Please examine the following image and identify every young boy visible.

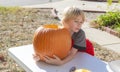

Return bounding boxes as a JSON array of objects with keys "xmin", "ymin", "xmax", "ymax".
[{"xmin": 33, "ymin": 6, "xmax": 94, "ymax": 65}]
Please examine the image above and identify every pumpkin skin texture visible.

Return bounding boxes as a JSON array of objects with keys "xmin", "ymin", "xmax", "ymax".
[{"xmin": 33, "ymin": 24, "xmax": 71, "ymax": 61}]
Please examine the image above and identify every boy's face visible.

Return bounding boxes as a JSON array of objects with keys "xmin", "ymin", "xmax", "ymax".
[{"xmin": 67, "ymin": 15, "xmax": 84, "ymax": 33}]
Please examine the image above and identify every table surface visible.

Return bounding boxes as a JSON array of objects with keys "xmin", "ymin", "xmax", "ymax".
[{"xmin": 8, "ymin": 44, "xmax": 113, "ymax": 72}]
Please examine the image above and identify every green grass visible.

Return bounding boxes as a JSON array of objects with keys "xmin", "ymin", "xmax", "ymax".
[{"xmin": 0, "ymin": 6, "xmax": 21, "ymax": 14}]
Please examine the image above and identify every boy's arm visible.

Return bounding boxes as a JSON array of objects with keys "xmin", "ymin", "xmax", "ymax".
[
  {"xmin": 61, "ymin": 47, "xmax": 78, "ymax": 65},
  {"xmin": 43, "ymin": 47, "xmax": 78, "ymax": 65}
]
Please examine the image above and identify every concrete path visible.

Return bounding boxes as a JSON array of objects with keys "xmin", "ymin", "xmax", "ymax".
[
  {"xmin": 23, "ymin": 0, "xmax": 120, "ymax": 12},
  {"xmin": 82, "ymin": 22, "xmax": 120, "ymax": 54},
  {"xmin": 0, "ymin": 0, "xmax": 61, "ymax": 6}
]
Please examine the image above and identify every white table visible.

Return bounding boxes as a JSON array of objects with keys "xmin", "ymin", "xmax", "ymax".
[{"xmin": 8, "ymin": 44, "xmax": 113, "ymax": 72}]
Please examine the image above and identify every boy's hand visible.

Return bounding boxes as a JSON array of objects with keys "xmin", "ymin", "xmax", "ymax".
[
  {"xmin": 43, "ymin": 55, "xmax": 63, "ymax": 66},
  {"xmin": 33, "ymin": 54, "xmax": 40, "ymax": 62}
]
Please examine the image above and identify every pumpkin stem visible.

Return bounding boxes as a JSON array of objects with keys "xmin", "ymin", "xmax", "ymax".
[{"xmin": 43, "ymin": 24, "xmax": 59, "ymax": 29}]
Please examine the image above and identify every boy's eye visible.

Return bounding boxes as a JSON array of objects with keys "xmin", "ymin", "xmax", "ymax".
[
  {"xmin": 74, "ymin": 21, "xmax": 83, "ymax": 24},
  {"xmin": 74, "ymin": 21, "xmax": 79, "ymax": 23}
]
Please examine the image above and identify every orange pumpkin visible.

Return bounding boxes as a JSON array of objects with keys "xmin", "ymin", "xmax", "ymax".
[{"xmin": 33, "ymin": 24, "xmax": 71, "ymax": 61}]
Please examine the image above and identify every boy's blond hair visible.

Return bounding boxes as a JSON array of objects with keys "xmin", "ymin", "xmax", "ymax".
[{"xmin": 61, "ymin": 6, "xmax": 85, "ymax": 23}]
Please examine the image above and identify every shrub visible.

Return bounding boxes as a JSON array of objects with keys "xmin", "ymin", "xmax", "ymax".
[{"xmin": 95, "ymin": 11, "xmax": 120, "ymax": 32}]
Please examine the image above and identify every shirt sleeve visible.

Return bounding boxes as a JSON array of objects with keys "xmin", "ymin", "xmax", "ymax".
[{"xmin": 72, "ymin": 29, "xmax": 86, "ymax": 51}]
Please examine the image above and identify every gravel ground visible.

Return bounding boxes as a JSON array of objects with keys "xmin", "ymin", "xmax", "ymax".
[{"xmin": 0, "ymin": 8, "xmax": 120, "ymax": 72}]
